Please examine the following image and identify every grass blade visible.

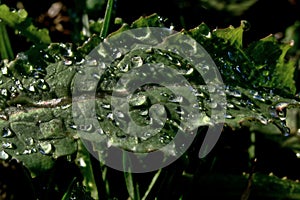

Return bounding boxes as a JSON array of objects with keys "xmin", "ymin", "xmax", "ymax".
[
  {"xmin": 141, "ymin": 169, "xmax": 162, "ymax": 200},
  {"xmin": 100, "ymin": 0, "xmax": 114, "ymax": 39}
]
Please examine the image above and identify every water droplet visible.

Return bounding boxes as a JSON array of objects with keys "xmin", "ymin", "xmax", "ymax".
[
  {"xmin": 120, "ymin": 64, "xmax": 129, "ymax": 72},
  {"xmin": 63, "ymin": 59, "xmax": 73, "ymax": 66},
  {"xmin": 27, "ymin": 85, "xmax": 36, "ymax": 92},
  {"xmin": 129, "ymin": 94, "xmax": 148, "ymax": 106},
  {"xmin": 92, "ymin": 73, "xmax": 101, "ymax": 80},
  {"xmin": 140, "ymin": 109, "xmax": 148, "ymax": 116},
  {"xmin": 256, "ymin": 115, "xmax": 269, "ymax": 125},
  {"xmin": 275, "ymin": 102, "xmax": 288, "ymax": 121},
  {"xmin": 131, "ymin": 56, "xmax": 143, "ymax": 67},
  {"xmin": 159, "ymin": 135, "xmax": 171, "ymax": 144},
  {"xmin": 208, "ymin": 101, "xmax": 218, "ymax": 109},
  {"xmin": 169, "ymin": 95, "xmax": 183, "ymax": 103},
  {"xmin": 101, "ymin": 103, "xmax": 111, "ymax": 109},
  {"xmin": 14, "ymin": 79, "xmax": 24, "ymax": 90},
  {"xmin": 0, "ymin": 114, "xmax": 9, "ymax": 121},
  {"xmin": 253, "ymin": 93, "xmax": 265, "ymax": 102},
  {"xmin": 79, "ymin": 124, "xmax": 94, "ymax": 132},
  {"xmin": 22, "ymin": 149, "xmax": 34, "ymax": 155},
  {"xmin": 0, "ymin": 150, "xmax": 9, "ymax": 160},
  {"xmin": 226, "ymin": 103, "xmax": 235, "ymax": 109},
  {"xmin": 225, "ymin": 114, "xmax": 234, "ymax": 119},
  {"xmin": 37, "ymin": 79, "xmax": 50, "ymax": 91},
  {"xmin": 2, "ymin": 127, "xmax": 14, "ymax": 138},
  {"xmin": 69, "ymin": 124, "xmax": 77, "ymax": 130},
  {"xmin": 185, "ymin": 68, "xmax": 194, "ymax": 75},
  {"xmin": 207, "ymin": 85, "xmax": 216, "ymax": 93},
  {"xmin": 114, "ymin": 110, "xmax": 125, "ymax": 118},
  {"xmin": 38, "ymin": 142, "xmax": 53, "ymax": 155},
  {"xmin": 280, "ymin": 121, "xmax": 290, "ymax": 136},
  {"xmin": 2, "ymin": 142, "xmax": 15, "ymax": 149},
  {"xmin": 0, "ymin": 89, "xmax": 8, "ymax": 97},
  {"xmin": 107, "ymin": 113, "xmax": 114, "ymax": 121},
  {"xmin": 85, "ymin": 59, "xmax": 98, "ymax": 67},
  {"xmin": 61, "ymin": 104, "xmax": 71, "ymax": 110},
  {"xmin": 160, "ymin": 92, "xmax": 169, "ymax": 97},
  {"xmin": 226, "ymin": 88, "xmax": 242, "ymax": 98},
  {"xmin": 1, "ymin": 66, "xmax": 9, "ymax": 75},
  {"xmin": 97, "ymin": 128, "xmax": 104, "ymax": 135},
  {"xmin": 77, "ymin": 157, "xmax": 87, "ymax": 167},
  {"xmin": 25, "ymin": 137, "xmax": 34, "ymax": 146}
]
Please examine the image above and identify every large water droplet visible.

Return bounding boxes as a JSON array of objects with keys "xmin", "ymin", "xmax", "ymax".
[
  {"xmin": 120, "ymin": 64, "xmax": 129, "ymax": 72},
  {"xmin": 101, "ymin": 103, "xmax": 111, "ymax": 109},
  {"xmin": 27, "ymin": 85, "xmax": 36, "ymax": 92},
  {"xmin": 37, "ymin": 79, "xmax": 50, "ymax": 91},
  {"xmin": 225, "ymin": 114, "xmax": 234, "ymax": 119},
  {"xmin": 14, "ymin": 80, "xmax": 24, "ymax": 90},
  {"xmin": 79, "ymin": 124, "xmax": 94, "ymax": 132},
  {"xmin": 185, "ymin": 68, "xmax": 194, "ymax": 75},
  {"xmin": 0, "ymin": 150, "xmax": 9, "ymax": 160},
  {"xmin": 1, "ymin": 65, "xmax": 9, "ymax": 76},
  {"xmin": 129, "ymin": 94, "xmax": 148, "ymax": 106},
  {"xmin": 114, "ymin": 110, "xmax": 125, "ymax": 118},
  {"xmin": 2, "ymin": 142, "xmax": 15, "ymax": 149},
  {"xmin": 0, "ymin": 89, "xmax": 8, "ymax": 97},
  {"xmin": 38, "ymin": 142, "xmax": 53, "ymax": 155},
  {"xmin": 253, "ymin": 93, "xmax": 265, "ymax": 102},
  {"xmin": 25, "ymin": 137, "xmax": 34, "ymax": 146},
  {"xmin": 2, "ymin": 127, "xmax": 14, "ymax": 138},
  {"xmin": 275, "ymin": 102, "xmax": 288, "ymax": 121},
  {"xmin": 169, "ymin": 95, "xmax": 183, "ymax": 103},
  {"xmin": 131, "ymin": 56, "xmax": 143, "ymax": 68},
  {"xmin": 0, "ymin": 114, "xmax": 9, "ymax": 121},
  {"xmin": 63, "ymin": 59, "xmax": 73, "ymax": 66}
]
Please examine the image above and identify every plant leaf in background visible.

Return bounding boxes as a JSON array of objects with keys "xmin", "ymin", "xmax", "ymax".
[{"xmin": 0, "ymin": 4, "xmax": 51, "ymax": 45}]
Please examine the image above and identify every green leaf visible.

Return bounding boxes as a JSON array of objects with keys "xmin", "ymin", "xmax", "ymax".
[
  {"xmin": 246, "ymin": 35, "xmax": 296, "ymax": 94},
  {"xmin": 213, "ymin": 20, "xmax": 248, "ymax": 49},
  {"xmin": 0, "ymin": 13, "xmax": 299, "ymax": 178},
  {"xmin": 131, "ymin": 13, "xmax": 165, "ymax": 28},
  {"xmin": 0, "ymin": 4, "xmax": 51, "ymax": 44}
]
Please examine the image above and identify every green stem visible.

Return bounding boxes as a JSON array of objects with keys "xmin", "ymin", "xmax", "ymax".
[
  {"xmin": 141, "ymin": 169, "xmax": 162, "ymax": 200},
  {"xmin": 100, "ymin": 0, "xmax": 114, "ymax": 39},
  {"xmin": 0, "ymin": 22, "xmax": 14, "ymax": 60}
]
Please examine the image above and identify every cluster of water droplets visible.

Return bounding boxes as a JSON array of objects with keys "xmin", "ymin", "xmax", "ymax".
[
  {"xmin": 222, "ymin": 84, "xmax": 298, "ymax": 136},
  {"xmin": 0, "ymin": 124, "xmax": 56, "ymax": 161},
  {"xmin": 73, "ymin": 45, "xmax": 228, "ymax": 153}
]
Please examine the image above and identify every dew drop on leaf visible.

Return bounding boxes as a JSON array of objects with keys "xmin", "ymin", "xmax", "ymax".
[
  {"xmin": 25, "ymin": 137, "xmax": 34, "ymax": 146},
  {"xmin": 129, "ymin": 94, "xmax": 148, "ymax": 106},
  {"xmin": 2, "ymin": 127, "xmax": 14, "ymax": 138},
  {"xmin": 37, "ymin": 79, "xmax": 50, "ymax": 91},
  {"xmin": 63, "ymin": 59, "xmax": 73, "ymax": 66},
  {"xmin": 2, "ymin": 142, "xmax": 15, "ymax": 149},
  {"xmin": 169, "ymin": 95, "xmax": 183, "ymax": 103},
  {"xmin": 131, "ymin": 56, "xmax": 143, "ymax": 67},
  {"xmin": 27, "ymin": 85, "xmax": 36, "ymax": 92},
  {"xmin": 101, "ymin": 103, "xmax": 111, "ymax": 109},
  {"xmin": 225, "ymin": 114, "xmax": 234, "ymax": 119},
  {"xmin": 0, "ymin": 114, "xmax": 9, "ymax": 121},
  {"xmin": 38, "ymin": 142, "xmax": 53, "ymax": 155},
  {"xmin": 79, "ymin": 124, "xmax": 94, "ymax": 132},
  {"xmin": 0, "ymin": 89, "xmax": 8, "ymax": 97},
  {"xmin": 0, "ymin": 150, "xmax": 9, "ymax": 160}
]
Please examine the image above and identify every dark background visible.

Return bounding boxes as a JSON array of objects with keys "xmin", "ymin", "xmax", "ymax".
[{"xmin": 3, "ymin": 0, "xmax": 300, "ymax": 45}]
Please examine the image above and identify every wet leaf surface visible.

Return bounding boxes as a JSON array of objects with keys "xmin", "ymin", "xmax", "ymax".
[{"xmin": 0, "ymin": 13, "xmax": 299, "ymax": 198}]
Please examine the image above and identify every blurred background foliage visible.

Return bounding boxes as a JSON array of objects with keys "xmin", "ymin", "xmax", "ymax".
[{"xmin": 1, "ymin": 0, "xmax": 300, "ymax": 93}]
